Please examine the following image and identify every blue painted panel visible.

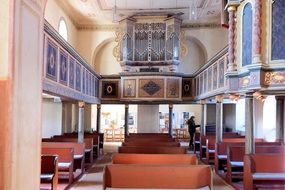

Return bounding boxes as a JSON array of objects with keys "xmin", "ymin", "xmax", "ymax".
[
  {"xmin": 242, "ymin": 3, "xmax": 253, "ymax": 67},
  {"xmin": 272, "ymin": 0, "xmax": 285, "ymax": 60},
  {"xmin": 46, "ymin": 40, "xmax": 57, "ymax": 81},
  {"xmin": 59, "ymin": 50, "xmax": 68, "ymax": 85}
]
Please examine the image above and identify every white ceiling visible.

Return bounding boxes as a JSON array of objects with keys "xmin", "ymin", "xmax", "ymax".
[{"xmin": 57, "ymin": 0, "xmax": 222, "ymax": 26}]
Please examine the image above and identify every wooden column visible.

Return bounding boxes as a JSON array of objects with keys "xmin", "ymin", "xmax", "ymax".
[
  {"xmin": 201, "ymin": 100, "xmax": 207, "ymax": 136},
  {"xmin": 124, "ymin": 104, "xmax": 129, "ymax": 139},
  {"xmin": 227, "ymin": 5, "xmax": 237, "ymax": 71},
  {"xmin": 245, "ymin": 94, "xmax": 255, "ymax": 154},
  {"xmin": 96, "ymin": 104, "xmax": 101, "ymax": 133},
  {"xmin": 169, "ymin": 104, "xmax": 173, "ymax": 137},
  {"xmin": 216, "ymin": 96, "xmax": 223, "ymax": 143},
  {"xmin": 78, "ymin": 102, "xmax": 85, "ymax": 143},
  {"xmin": 62, "ymin": 102, "xmax": 73, "ymax": 133},
  {"xmin": 276, "ymin": 97, "xmax": 284, "ymax": 142}
]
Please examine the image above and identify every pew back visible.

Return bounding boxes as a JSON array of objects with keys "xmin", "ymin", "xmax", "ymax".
[
  {"xmin": 122, "ymin": 141, "xmax": 180, "ymax": 147},
  {"xmin": 118, "ymin": 146, "xmax": 187, "ymax": 154}
]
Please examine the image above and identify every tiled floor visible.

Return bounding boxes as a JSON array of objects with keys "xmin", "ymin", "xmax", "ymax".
[{"xmin": 69, "ymin": 142, "xmax": 235, "ymax": 190}]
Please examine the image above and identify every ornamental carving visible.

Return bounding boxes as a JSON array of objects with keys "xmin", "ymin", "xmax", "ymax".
[
  {"xmin": 265, "ymin": 72, "xmax": 285, "ymax": 85},
  {"xmin": 142, "ymin": 81, "xmax": 161, "ymax": 95}
]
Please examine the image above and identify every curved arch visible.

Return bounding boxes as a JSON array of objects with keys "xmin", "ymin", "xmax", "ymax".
[
  {"xmin": 58, "ymin": 17, "xmax": 68, "ymax": 41},
  {"xmin": 186, "ymin": 36, "xmax": 208, "ymax": 61},
  {"xmin": 92, "ymin": 37, "xmax": 116, "ymax": 70}
]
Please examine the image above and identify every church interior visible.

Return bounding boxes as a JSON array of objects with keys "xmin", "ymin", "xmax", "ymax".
[{"xmin": 0, "ymin": 0, "xmax": 285, "ymax": 189}]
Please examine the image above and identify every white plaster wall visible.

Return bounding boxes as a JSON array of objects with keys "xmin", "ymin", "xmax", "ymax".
[
  {"xmin": 77, "ymin": 30, "xmax": 115, "ymax": 66},
  {"xmin": 0, "ymin": 0, "xmax": 8, "ymax": 77},
  {"xmin": 223, "ymin": 104, "xmax": 236, "ymax": 131},
  {"xmin": 159, "ymin": 104, "xmax": 202, "ymax": 129},
  {"xmin": 179, "ymin": 38, "xmax": 206, "ymax": 74},
  {"xmin": 206, "ymin": 104, "xmax": 216, "ymax": 125},
  {"xmin": 137, "ymin": 105, "xmax": 159, "ymax": 133},
  {"xmin": 262, "ymin": 96, "xmax": 276, "ymax": 141},
  {"xmin": 236, "ymin": 99, "xmax": 245, "ymax": 133},
  {"xmin": 253, "ymin": 99, "xmax": 264, "ymax": 138},
  {"xmin": 94, "ymin": 41, "xmax": 122, "ymax": 75},
  {"xmin": 44, "ymin": 0, "xmax": 78, "ymax": 48},
  {"xmin": 42, "ymin": 99, "xmax": 62, "ymax": 138},
  {"xmin": 185, "ymin": 27, "xmax": 228, "ymax": 62}
]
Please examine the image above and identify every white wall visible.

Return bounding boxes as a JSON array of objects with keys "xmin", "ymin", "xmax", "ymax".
[
  {"xmin": 137, "ymin": 105, "xmax": 160, "ymax": 133},
  {"xmin": 185, "ymin": 27, "xmax": 228, "ymax": 61},
  {"xmin": 44, "ymin": 0, "xmax": 78, "ymax": 48},
  {"xmin": 236, "ymin": 99, "xmax": 245, "ymax": 133},
  {"xmin": 94, "ymin": 40, "xmax": 122, "ymax": 75},
  {"xmin": 254, "ymin": 99, "xmax": 264, "ymax": 138},
  {"xmin": 206, "ymin": 104, "xmax": 216, "ymax": 125},
  {"xmin": 223, "ymin": 104, "xmax": 236, "ymax": 131},
  {"xmin": 263, "ymin": 96, "xmax": 276, "ymax": 141},
  {"xmin": 42, "ymin": 99, "xmax": 62, "ymax": 138},
  {"xmin": 179, "ymin": 38, "xmax": 206, "ymax": 74}
]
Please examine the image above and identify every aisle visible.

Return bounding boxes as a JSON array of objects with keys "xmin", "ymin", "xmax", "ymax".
[{"xmin": 70, "ymin": 142, "xmax": 234, "ymax": 190}]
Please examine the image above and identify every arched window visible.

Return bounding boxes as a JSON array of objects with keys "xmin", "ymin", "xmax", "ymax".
[
  {"xmin": 242, "ymin": 3, "xmax": 252, "ymax": 67},
  {"xmin": 58, "ymin": 18, "xmax": 68, "ymax": 41}
]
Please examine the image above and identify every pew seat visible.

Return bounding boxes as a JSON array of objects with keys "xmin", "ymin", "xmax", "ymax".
[
  {"xmin": 244, "ymin": 154, "xmax": 285, "ymax": 190},
  {"xmin": 104, "ymin": 164, "xmax": 212, "ymax": 189},
  {"xmin": 118, "ymin": 146, "xmax": 187, "ymax": 154}
]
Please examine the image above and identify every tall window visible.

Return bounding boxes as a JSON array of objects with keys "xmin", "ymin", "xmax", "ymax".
[
  {"xmin": 58, "ymin": 18, "xmax": 68, "ymax": 41},
  {"xmin": 242, "ymin": 3, "xmax": 252, "ymax": 67}
]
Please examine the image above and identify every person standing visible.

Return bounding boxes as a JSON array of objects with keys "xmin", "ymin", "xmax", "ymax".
[{"xmin": 187, "ymin": 116, "xmax": 200, "ymax": 150}]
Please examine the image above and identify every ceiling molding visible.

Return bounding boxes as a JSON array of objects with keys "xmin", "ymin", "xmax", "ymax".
[{"xmin": 77, "ymin": 24, "xmax": 119, "ymax": 31}]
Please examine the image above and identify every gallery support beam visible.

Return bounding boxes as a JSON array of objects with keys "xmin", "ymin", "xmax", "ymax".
[
  {"xmin": 78, "ymin": 102, "xmax": 85, "ymax": 144},
  {"xmin": 124, "ymin": 104, "xmax": 129, "ymax": 139},
  {"xmin": 169, "ymin": 104, "xmax": 173, "ymax": 137},
  {"xmin": 276, "ymin": 97, "xmax": 284, "ymax": 143},
  {"xmin": 200, "ymin": 100, "xmax": 207, "ymax": 136},
  {"xmin": 245, "ymin": 94, "xmax": 255, "ymax": 154},
  {"xmin": 215, "ymin": 96, "xmax": 223, "ymax": 143},
  {"xmin": 96, "ymin": 104, "xmax": 101, "ymax": 133}
]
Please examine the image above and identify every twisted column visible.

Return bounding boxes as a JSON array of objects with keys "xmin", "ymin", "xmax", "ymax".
[{"xmin": 227, "ymin": 6, "xmax": 237, "ymax": 71}]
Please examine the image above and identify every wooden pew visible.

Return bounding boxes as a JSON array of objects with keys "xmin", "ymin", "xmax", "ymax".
[
  {"xmin": 227, "ymin": 145, "xmax": 285, "ymax": 183},
  {"xmin": 104, "ymin": 164, "xmax": 212, "ymax": 189},
  {"xmin": 122, "ymin": 141, "xmax": 180, "ymax": 147},
  {"xmin": 194, "ymin": 132, "xmax": 200, "ymax": 153},
  {"xmin": 214, "ymin": 138, "xmax": 267, "ymax": 173},
  {"xmin": 41, "ymin": 155, "xmax": 58, "ymax": 190},
  {"xmin": 118, "ymin": 146, "xmax": 187, "ymax": 154},
  {"xmin": 112, "ymin": 153, "xmax": 197, "ymax": 165},
  {"xmin": 42, "ymin": 147, "xmax": 74, "ymax": 184},
  {"xmin": 244, "ymin": 154, "xmax": 285, "ymax": 190},
  {"xmin": 42, "ymin": 142, "xmax": 85, "ymax": 173},
  {"xmin": 128, "ymin": 133, "xmax": 170, "ymax": 137},
  {"xmin": 125, "ymin": 137, "xmax": 176, "ymax": 142},
  {"xmin": 51, "ymin": 137, "xmax": 94, "ymax": 164}
]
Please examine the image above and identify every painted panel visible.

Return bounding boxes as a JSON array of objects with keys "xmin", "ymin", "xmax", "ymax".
[
  {"xmin": 102, "ymin": 81, "xmax": 119, "ymax": 98},
  {"xmin": 69, "ymin": 58, "xmax": 75, "ymax": 88},
  {"xmin": 75, "ymin": 62, "xmax": 81, "ymax": 91},
  {"xmin": 82, "ymin": 69, "xmax": 86, "ymax": 94},
  {"xmin": 208, "ymin": 67, "xmax": 212, "ymax": 91},
  {"xmin": 59, "ymin": 50, "xmax": 68, "ymax": 85},
  {"xmin": 138, "ymin": 79, "xmax": 164, "ymax": 98},
  {"xmin": 123, "ymin": 79, "xmax": 136, "ymax": 98},
  {"xmin": 46, "ymin": 39, "xmax": 57, "ymax": 81},
  {"xmin": 213, "ymin": 64, "xmax": 218, "ymax": 90},
  {"xmin": 242, "ymin": 3, "xmax": 252, "ymax": 66},
  {"xmin": 218, "ymin": 59, "xmax": 225, "ymax": 88},
  {"xmin": 265, "ymin": 71, "xmax": 285, "ymax": 85},
  {"xmin": 182, "ymin": 78, "xmax": 192, "ymax": 98},
  {"xmin": 272, "ymin": 0, "xmax": 285, "ymax": 60},
  {"xmin": 203, "ymin": 71, "xmax": 207, "ymax": 93},
  {"xmin": 166, "ymin": 78, "xmax": 180, "ymax": 98}
]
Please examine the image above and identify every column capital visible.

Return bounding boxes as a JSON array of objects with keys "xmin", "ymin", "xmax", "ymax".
[
  {"xmin": 200, "ymin": 99, "xmax": 206, "ymax": 105},
  {"xmin": 275, "ymin": 96, "xmax": 285, "ymax": 101},
  {"xmin": 78, "ymin": 101, "xmax": 85, "ymax": 108},
  {"xmin": 97, "ymin": 104, "xmax": 101, "ymax": 109},
  {"xmin": 215, "ymin": 95, "xmax": 223, "ymax": 103},
  {"xmin": 252, "ymin": 91, "xmax": 266, "ymax": 102},
  {"xmin": 125, "ymin": 104, "xmax": 129, "ymax": 109},
  {"xmin": 227, "ymin": 5, "xmax": 237, "ymax": 12},
  {"xmin": 169, "ymin": 104, "xmax": 173, "ymax": 109}
]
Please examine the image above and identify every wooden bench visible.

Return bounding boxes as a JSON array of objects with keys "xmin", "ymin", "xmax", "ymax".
[
  {"xmin": 194, "ymin": 132, "xmax": 200, "ymax": 154},
  {"xmin": 122, "ymin": 141, "xmax": 180, "ymax": 147},
  {"xmin": 42, "ymin": 142, "xmax": 85, "ymax": 173},
  {"xmin": 112, "ymin": 153, "xmax": 197, "ymax": 165},
  {"xmin": 125, "ymin": 137, "xmax": 176, "ymax": 142},
  {"xmin": 104, "ymin": 164, "xmax": 212, "ymax": 189},
  {"xmin": 41, "ymin": 155, "xmax": 58, "ymax": 190},
  {"xmin": 42, "ymin": 147, "xmax": 74, "ymax": 184},
  {"xmin": 227, "ymin": 145, "xmax": 285, "ymax": 183},
  {"xmin": 118, "ymin": 146, "xmax": 187, "ymax": 154},
  {"xmin": 214, "ymin": 138, "xmax": 266, "ymax": 173},
  {"xmin": 51, "ymin": 137, "xmax": 94, "ymax": 164},
  {"xmin": 244, "ymin": 154, "xmax": 285, "ymax": 190}
]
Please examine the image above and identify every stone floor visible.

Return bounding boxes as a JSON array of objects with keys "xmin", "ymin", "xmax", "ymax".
[{"xmin": 69, "ymin": 142, "xmax": 235, "ymax": 190}]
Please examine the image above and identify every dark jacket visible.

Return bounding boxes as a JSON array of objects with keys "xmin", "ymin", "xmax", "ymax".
[{"xmin": 187, "ymin": 119, "xmax": 198, "ymax": 133}]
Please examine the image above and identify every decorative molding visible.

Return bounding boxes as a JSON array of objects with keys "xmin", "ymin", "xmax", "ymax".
[
  {"xmin": 77, "ymin": 24, "xmax": 119, "ymax": 31},
  {"xmin": 265, "ymin": 71, "xmax": 285, "ymax": 85},
  {"xmin": 181, "ymin": 23, "xmax": 221, "ymax": 29}
]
